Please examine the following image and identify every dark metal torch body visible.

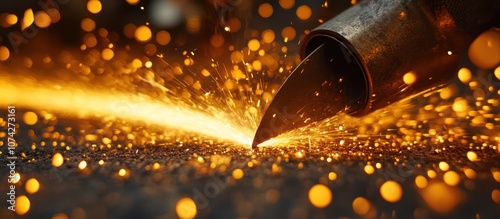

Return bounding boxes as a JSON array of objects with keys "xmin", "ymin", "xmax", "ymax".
[{"xmin": 252, "ymin": 0, "xmax": 500, "ymax": 148}]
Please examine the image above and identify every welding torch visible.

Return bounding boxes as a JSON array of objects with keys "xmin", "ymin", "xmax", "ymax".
[{"xmin": 252, "ymin": 0, "xmax": 500, "ymax": 148}]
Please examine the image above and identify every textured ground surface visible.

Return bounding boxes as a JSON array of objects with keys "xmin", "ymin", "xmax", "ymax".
[{"xmin": 1, "ymin": 113, "xmax": 500, "ymax": 219}]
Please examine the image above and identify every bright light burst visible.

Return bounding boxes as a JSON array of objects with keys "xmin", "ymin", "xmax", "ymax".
[{"xmin": 0, "ymin": 73, "xmax": 254, "ymax": 146}]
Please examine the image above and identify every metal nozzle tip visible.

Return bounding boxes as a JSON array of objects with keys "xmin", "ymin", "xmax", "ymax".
[{"xmin": 251, "ymin": 41, "xmax": 369, "ymax": 148}]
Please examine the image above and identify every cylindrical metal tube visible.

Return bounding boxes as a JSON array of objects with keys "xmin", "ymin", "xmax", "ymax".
[{"xmin": 301, "ymin": 0, "xmax": 500, "ymax": 115}]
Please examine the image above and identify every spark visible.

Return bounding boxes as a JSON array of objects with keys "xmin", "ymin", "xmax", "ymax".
[{"xmin": 0, "ymin": 75, "xmax": 254, "ymax": 146}]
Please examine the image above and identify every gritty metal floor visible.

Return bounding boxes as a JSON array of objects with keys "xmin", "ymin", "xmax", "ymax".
[{"xmin": 1, "ymin": 114, "xmax": 500, "ymax": 219}]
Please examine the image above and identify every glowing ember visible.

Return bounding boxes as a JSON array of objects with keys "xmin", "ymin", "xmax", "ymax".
[
  {"xmin": 176, "ymin": 197, "xmax": 197, "ymax": 219},
  {"xmin": 308, "ymin": 184, "xmax": 332, "ymax": 208},
  {"xmin": 25, "ymin": 178, "xmax": 40, "ymax": 194},
  {"xmin": 52, "ymin": 153, "xmax": 64, "ymax": 167},
  {"xmin": 78, "ymin": 161, "xmax": 88, "ymax": 170},
  {"xmin": 379, "ymin": 181, "xmax": 402, "ymax": 203},
  {"xmin": 352, "ymin": 197, "xmax": 371, "ymax": 215},
  {"xmin": 15, "ymin": 196, "xmax": 30, "ymax": 215}
]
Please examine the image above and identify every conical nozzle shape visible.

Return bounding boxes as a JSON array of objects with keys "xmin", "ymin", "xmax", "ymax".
[{"xmin": 252, "ymin": 41, "xmax": 369, "ymax": 148}]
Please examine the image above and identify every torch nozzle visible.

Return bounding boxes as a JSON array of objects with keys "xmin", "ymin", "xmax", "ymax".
[
  {"xmin": 252, "ymin": 41, "xmax": 369, "ymax": 148},
  {"xmin": 252, "ymin": 0, "xmax": 499, "ymax": 148}
]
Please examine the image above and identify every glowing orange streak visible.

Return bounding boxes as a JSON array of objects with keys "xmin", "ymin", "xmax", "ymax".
[{"xmin": 0, "ymin": 76, "xmax": 253, "ymax": 146}]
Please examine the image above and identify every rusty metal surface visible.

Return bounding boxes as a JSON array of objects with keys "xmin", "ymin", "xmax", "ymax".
[
  {"xmin": 302, "ymin": 0, "xmax": 499, "ymax": 113},
  {"xmin": 253, "ymin": 0, "xmax": 499, "ymax": 146}
]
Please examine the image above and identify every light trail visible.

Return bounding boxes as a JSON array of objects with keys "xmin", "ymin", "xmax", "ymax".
[{"xmin": 0, "ymin": 74, "xmax": 254, "ymax": 146}]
